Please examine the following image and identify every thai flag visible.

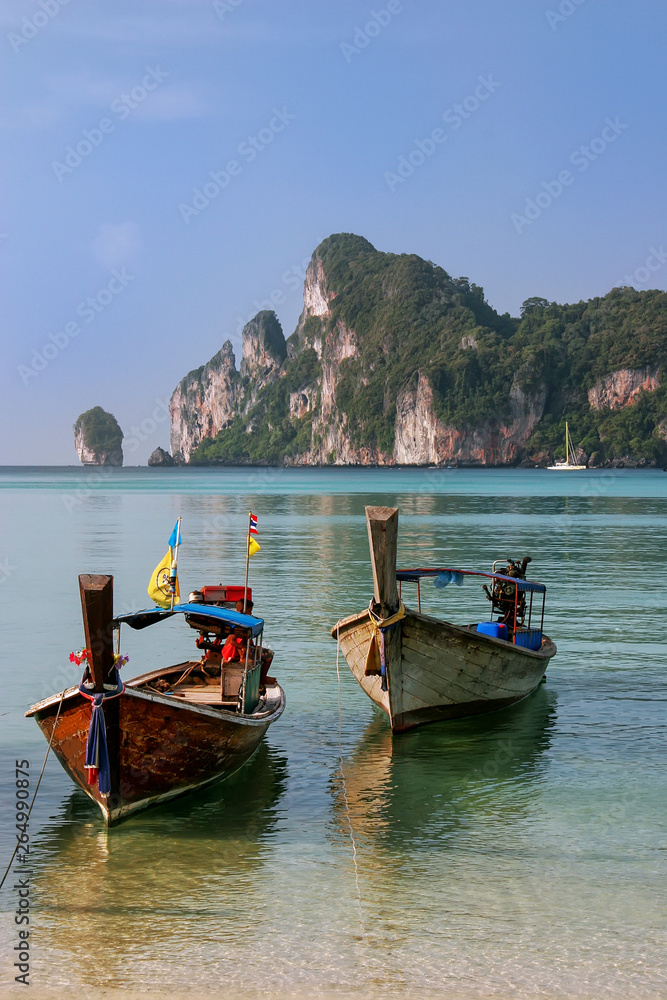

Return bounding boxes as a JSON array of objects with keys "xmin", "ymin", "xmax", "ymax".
[{"xmin": 249, "ymin": 514, "xmax": 259, "ymax": 535}]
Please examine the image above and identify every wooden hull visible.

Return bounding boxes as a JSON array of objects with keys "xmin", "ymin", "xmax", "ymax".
[
  {"xmin": 27, "ymin": 679, "xmax": 286, "ymax": 825},
  {"xmin": 334, "ymin": 607, "xmax": 556, "ymax": 732}
]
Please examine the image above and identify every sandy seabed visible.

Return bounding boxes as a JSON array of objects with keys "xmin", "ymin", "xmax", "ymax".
[{"xmin": 1, "ymin": 990, "xmax": 614, "ymax": 1000}]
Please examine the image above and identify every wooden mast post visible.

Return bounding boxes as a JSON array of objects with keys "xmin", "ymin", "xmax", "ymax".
[
  {"xmin": 366, "ymin": 506, "xmax": 400, "ymax": 615},
  {"xmin": 78, "ymin": 574, "xmax": 115, "ymax": 692},
  {"xmin": 78, "ymin": 574, "xmax": 120, "ymax": 802},
  {"xmin": 365, "ymin": 506, "xmax": 402, "ymax": 714}
]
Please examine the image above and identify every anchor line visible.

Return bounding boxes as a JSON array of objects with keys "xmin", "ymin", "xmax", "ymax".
[
  {"xmin": 335, "ymin": 621, "xmax": 366, "ymax": 941},
  {"xmin": 0, "ymin": 688, "xmax": 66, "ymax": 892}
]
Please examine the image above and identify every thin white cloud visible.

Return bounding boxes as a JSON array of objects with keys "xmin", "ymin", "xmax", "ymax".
[
  {"xmin": 0, "ymin": 72, "xmax": 214, "ymax": 129},
  {"xmin": 131, "ymin": 83, "xmax": 213, "ymax": 121},
  {"xmin": 91, "ymin": 222, "xmax": 143, "ymax": 270},
  {"xmin": 60, "ymin": 12, "xmax": 234, "ymax": 46}
]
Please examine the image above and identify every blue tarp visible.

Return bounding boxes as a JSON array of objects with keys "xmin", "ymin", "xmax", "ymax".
[{"xmin": 114, "ymin": 602, "xmax": 265, "ymax": 637}]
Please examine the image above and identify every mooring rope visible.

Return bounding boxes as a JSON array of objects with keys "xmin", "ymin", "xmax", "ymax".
[
  {"xmin": 0, "ymin": 689, "xmax": 66, "ymax": 892},
  {"xmin": 335, "ymin": 621, "xmax": 366, "ymax": 941}
]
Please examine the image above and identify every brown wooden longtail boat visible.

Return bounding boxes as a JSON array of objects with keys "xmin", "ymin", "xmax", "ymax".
[
  {"xmin": 27, "ymin": 575, "xmax": 285, "ymax": 825},
  {"xmin": 331, "ymin": 506, "xmax": 557, "ymax": 733}
]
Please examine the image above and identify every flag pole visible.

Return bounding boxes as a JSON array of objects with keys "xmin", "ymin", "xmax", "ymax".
[
  {"xmin": 243, "ymin": 511, "xmax": 251, "ymax": 613},
  {"xmin": 170, "ymin": 516, "xmax": 181, "ymax": 610}
]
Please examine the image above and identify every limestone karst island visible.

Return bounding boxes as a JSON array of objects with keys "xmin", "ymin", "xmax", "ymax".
[
  {"xmin": 77, "ymin": 234, "xmax": 667, "ymax": 468},
  {"xmin": 74, "ymin": 406, "xmax": 123, "ymax": 466},
  {"xmin": 169, "ymin": 235, "xmax": 667, "ymax": 469}
]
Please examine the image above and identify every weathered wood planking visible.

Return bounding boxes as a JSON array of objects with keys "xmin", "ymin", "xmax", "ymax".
[
  {"xmin": 336, "ymin": 612, "xmax": 390, "ymax": 715},
  {"xmin": 333, "ymin": 606, "xmax": 556, "ymax": 732},
  {"xmin": 28, "ymin": 676, "xmax": 285, "ymax": 825}
]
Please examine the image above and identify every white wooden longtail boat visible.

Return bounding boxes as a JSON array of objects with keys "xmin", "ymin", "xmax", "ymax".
[{"xmin": 332, "ymin": 506, "xmax": 557, "ymax": 733}]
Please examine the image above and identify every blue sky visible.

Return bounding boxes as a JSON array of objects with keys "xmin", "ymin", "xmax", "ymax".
[{"xmin": 2, "ymin": 0, "xmax": 666, "ymax": 464}]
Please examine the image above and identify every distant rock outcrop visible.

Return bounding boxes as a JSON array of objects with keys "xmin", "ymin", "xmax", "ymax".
[
  {"xmin": 148, "ymin": 447, "xmax": 174, "ymax": 467},
  {"xmin": 74, "ymin": 407, "xmax": 123, "ymax": 466}
]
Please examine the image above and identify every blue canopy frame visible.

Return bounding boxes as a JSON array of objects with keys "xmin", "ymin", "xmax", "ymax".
[
  {"xmin": 396, "ymin": 567, "xmax": 546, "ymax": 594},
  {"xmin": 113, "ymin": 602, "xmax": 265, "ymax": 637}
]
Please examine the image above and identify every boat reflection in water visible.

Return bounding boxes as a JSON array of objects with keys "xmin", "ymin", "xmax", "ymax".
[
  {"xmin": 331, "ymin": 684, "xmax": 557, "ymax": 854},
  {"xmin": 30, "ymin": 743, "xmax": 287, "ymax": 991}
]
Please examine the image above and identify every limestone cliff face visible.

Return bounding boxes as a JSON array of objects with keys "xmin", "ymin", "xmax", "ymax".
[
  {"xmin": 287, "ymin": 257, "xmax": 335, "ymax": 361},
  {"xmin": 284, "ymin": 256, "xmax": 545, "ymax": 466},
  {"xmin": 240, "ymin": 310, "xmax": 287, "ymax": 395},
  {"xmin": 170, "ymin": 340, "xmax": 239, "ymax": 462},
  {"xmin": 170, "ymin": 312, "xmax": 289, "ymax": 461},
  {"xmin": 74, "ymin": 427, "xmax": 123, "ymax": 466},
  {"xmin": 588, "ymin": 367, "xmax": 659, "ymax": 410},
  {"xmin": 393, "ymin": 375, "xmax": 546, "ymax": 466}
]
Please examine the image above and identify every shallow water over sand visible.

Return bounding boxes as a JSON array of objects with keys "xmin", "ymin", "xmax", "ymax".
[{"xmin": 0, "ymin": 467, "xmax": 665, "ymax": 997}]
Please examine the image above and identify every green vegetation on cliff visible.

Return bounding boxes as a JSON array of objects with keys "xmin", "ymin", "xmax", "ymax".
[
  {"xmin": 190, "ymin": 234, "xmax": 667, "ymax": 466},
  {"xmin": 515, "ymin": 289, "xmax": 667, "ymax": 463}
]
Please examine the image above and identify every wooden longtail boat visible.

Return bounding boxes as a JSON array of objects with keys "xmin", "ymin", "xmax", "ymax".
[
  {"xmin": 27, "ymin": 575, "xmax": 285, "ymax": 825},
  {"xmin": 331, "ymin": 506, "xmax": 557, "ymax": 733}
]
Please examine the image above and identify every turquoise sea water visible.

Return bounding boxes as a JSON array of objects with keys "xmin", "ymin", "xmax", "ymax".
[{"xmin": 0, "ymin": 466, "xmax": 665, "ymax": 998}]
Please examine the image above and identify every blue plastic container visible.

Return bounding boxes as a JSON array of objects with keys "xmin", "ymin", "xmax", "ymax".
[{"xmin": 476, "ymin": 621, "xmax": 509, "ymax": 641}]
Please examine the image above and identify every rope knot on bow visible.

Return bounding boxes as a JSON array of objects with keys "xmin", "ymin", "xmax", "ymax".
[{"xmin": 365, "ymin": 600, "xmax": 405, "ymax": 690}]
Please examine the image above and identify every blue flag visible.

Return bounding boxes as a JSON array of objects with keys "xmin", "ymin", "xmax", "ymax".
[{"xmin": 168, "ymin": 521, "xmax": 181, "ymax": 548}]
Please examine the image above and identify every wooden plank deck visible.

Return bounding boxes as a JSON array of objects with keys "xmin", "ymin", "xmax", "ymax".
[{"xmin": 170, "ymin": 685, "xmax": 238, "ymax": 706}]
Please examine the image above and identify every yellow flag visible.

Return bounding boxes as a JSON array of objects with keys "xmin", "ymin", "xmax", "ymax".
[
  {"xmin": 247, "ymin": 536, "xmax": 261, "ymax": 557},
  {"xmin": 148, "ymin": 549, "xmax": 179, "ymax": 609}
]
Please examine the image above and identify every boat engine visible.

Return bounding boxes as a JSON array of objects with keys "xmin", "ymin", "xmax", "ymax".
[{"xmin": 483, "ymin": 556, "xmax": 531, "ymax": 631}]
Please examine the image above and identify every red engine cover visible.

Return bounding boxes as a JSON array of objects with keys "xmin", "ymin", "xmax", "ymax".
[{"xmin": 200, "ymin": 586, "xmax": 252, "ymax": 604}]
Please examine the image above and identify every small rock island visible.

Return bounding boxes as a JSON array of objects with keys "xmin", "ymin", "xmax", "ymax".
[
  {"xmin": 74, "ymin": 407, "xmax": 124, "ymax": 466},
  {"xmin": 148, "ymin": 446, "xmax": 175, "ymax": 467}
]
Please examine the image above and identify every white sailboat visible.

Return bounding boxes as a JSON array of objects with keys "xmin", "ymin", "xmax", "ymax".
[{"xmin": 547, "ymin": 421, "xmax": 587, "ymax": 470}]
